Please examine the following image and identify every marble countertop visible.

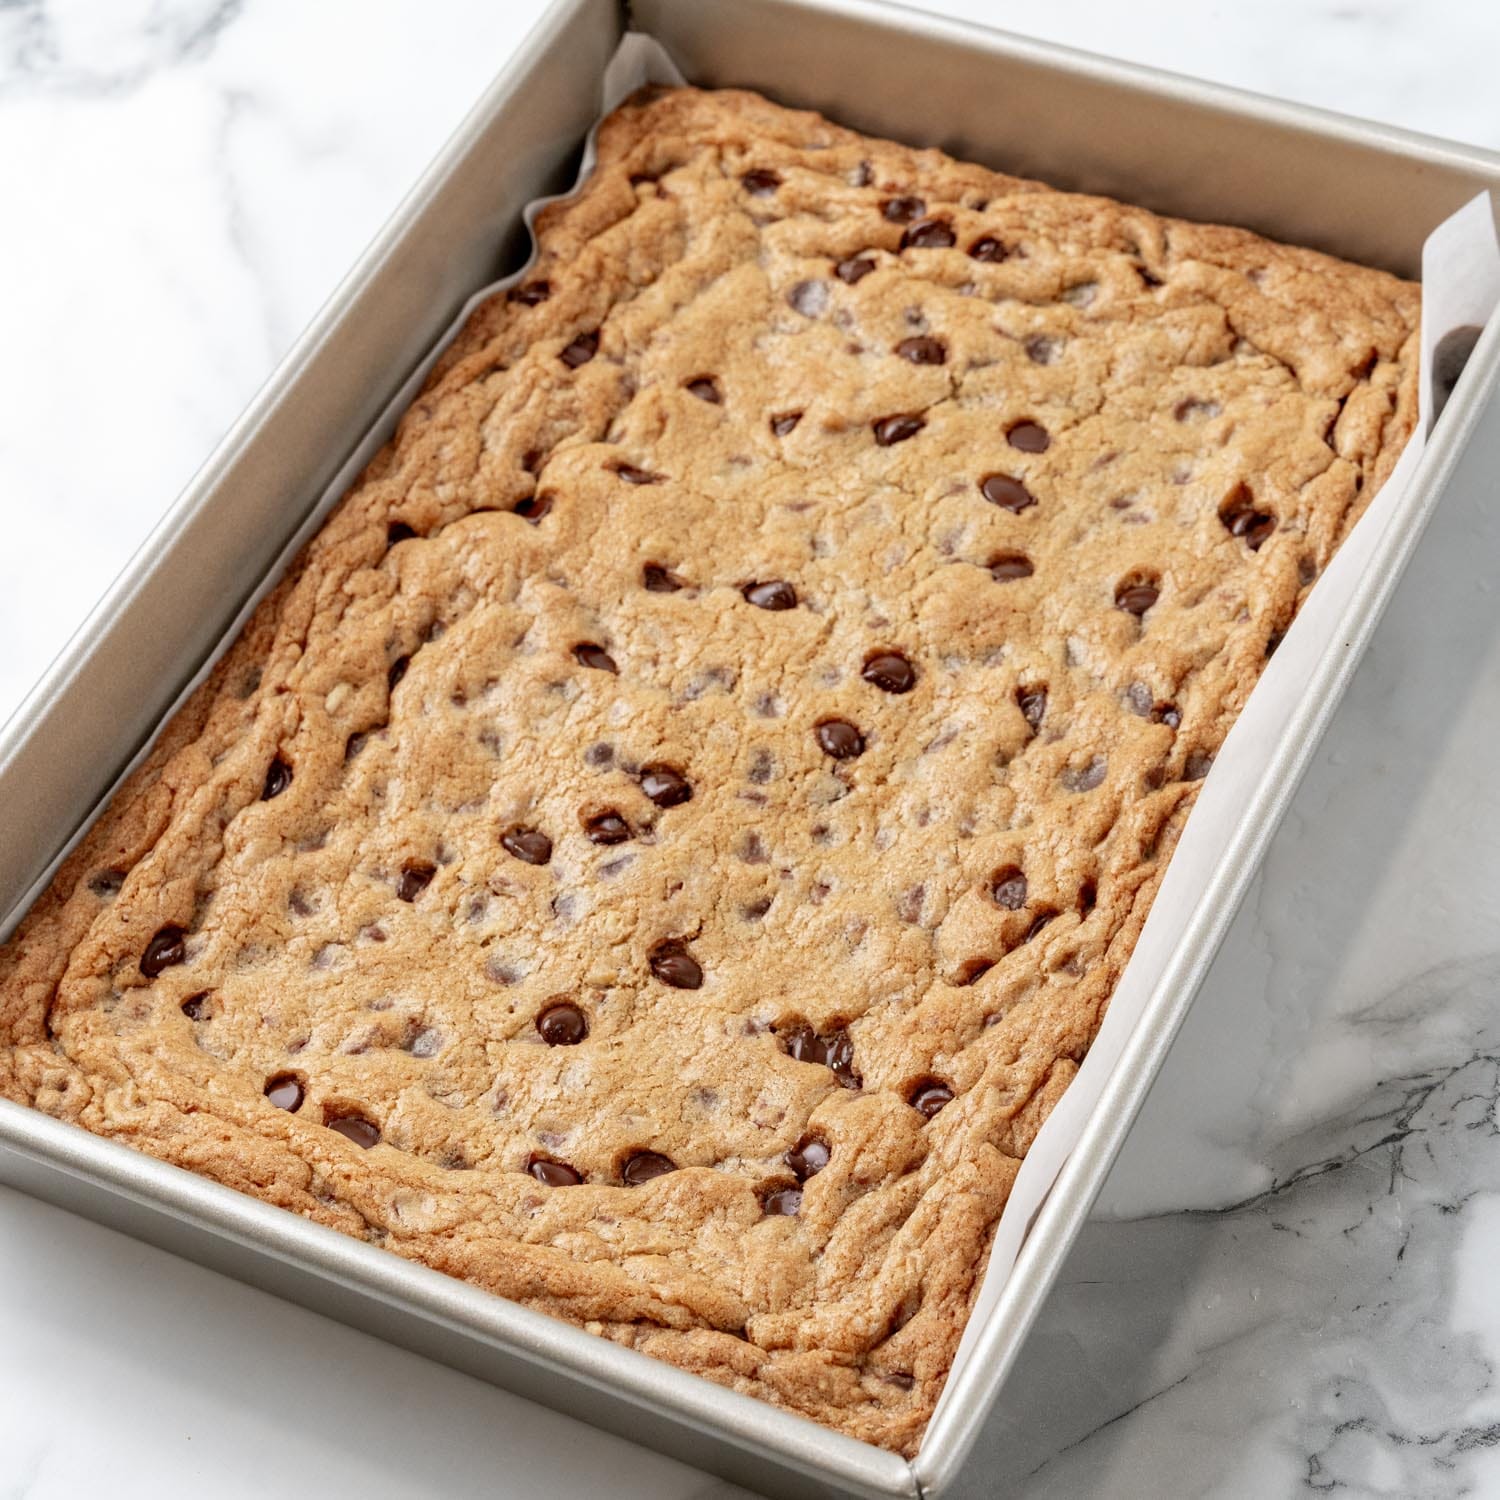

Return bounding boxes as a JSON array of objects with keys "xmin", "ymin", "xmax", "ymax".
[{"xmin": 3, "ymin": 2, "xmax": 1499, "ymax": 1496}]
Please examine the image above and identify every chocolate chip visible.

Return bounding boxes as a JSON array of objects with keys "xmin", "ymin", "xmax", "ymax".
[
  {"xmin": 990, "ymin": 865, "xmax": 1027, "ymax": 909},
  {"xmin": 741, "ymin": 168, "xmax": 782, "ymax": 195},
  {"xmin": 788, "ymin": 280, "xmax": 830, "ymax": 318},
  {"xmin": 989, "ymin": 553, "xmax": 1034, "ymax": 581},
  {"xmin": 1026, "ymin": 335, "xmax": 1061, "ymax": 365},
  {"xmin": 180, "ymin": 991, "xmax": 209, "ymax": 1021},
  {"xmin": 1078, "ymin": 880, "xmax": 1098, "ymax": 915},
  {"xmin": 397, "ymin": 860, "xmax": 436, "ymax": 902},
  {"xmin": 836, "ymin": 255, "xmax": 877, "ymax": 284},
  {"xmin": 344, "ymin": 732, "xmax": 367, "ymax": 762},
  {"xmin": 882, "ymin": 196, "xmax": 925, "ymax": 223},
  {"xmin": 387, "ymin": 655, "xmax": 410, "ymax": 692},
  {"xmin": 386, "ymin": 522, "xmax": 416, "ymax": 546},
  {"xmin": 88, "ymin": 868, "xmax": 126, "ymax": 897},
  {"xmin": 640, "ymin": 764, "xmax": 692, "ymax": 807},
  {"xmin": 585, "ymin": 810, "xmax": 630, "ymax": 845},
  {"xmin": 873, "ymin": 413, "xmax": 924, "ymax": 446},
  {"xmin": 613, "ymin": 462, "xmax": 662, "ymax": 485},
  {"xmin": 573, "ymin": 642, "xmax": 617, "ymax": 673},
  {"xmin": 508, "ymin": 279, "xmax": 550, "ymax": 306},
  {"xmin": 1007, "ymin": 420, "xmax": 1050, "ymax": 453},
  {"xmin": 885, "ymin": 1372, "xmax": 916, "ymax": 1391},
  {"xmin": 560, "ymin": 330, "xmax": 599, "ymax": 367},
  {"xmin": 1115, "ymin": 577, "xmax": 1160, "ymax": 616},
  {"xmin": 785, "ymin": 1137, "xmax": 830, "ymax": 1179},
  {"xmin": 264, "ymin": 1073, "xmax": 304, "ymax": 1112},
  {"xmin": 1151, "ymin": 702, "xmax": 1182, "ymax": 729},
  {"xmin": 643, "ymin": 563, "xmax": 684, "ymax": 593},
  {"xmin": 513, "ymin": 491, "xmax": 553, "ymax": 523},
  {"xmin": 529, "ymin": 1157, "xmax": 582, "ymax": 1187},
  {"xmin": 1219, "ymin": 485, "xmax": 1276, "ymax": 550},
  {"xmin": 968, "ymin": 235, "xmax": 1007, "ymax": 262},
  {"xmin": 900, "ymin": 217, "xmax": 955, "ymax": 250},
  {"xmin": 326, "ymin": 1114, "xmax": 380, "ymax": 1148},
  {"xmin": 739, "ymin": 579, "xmax": 797, "ymax": 613},
  {"xmin": 501, "ymin": 826, "xmax": 552, "ymax": 866},
  {"xmin": 536, "ymin": 1000, "xmax": 587, "ymax": 1046},
  {"xmin": 762, "ymin": 1185, "xmax": 803, "ymax": 1216},
  {"xmin": 1184, "ymin": 751, "xmax": 1214, "ymax": 781},
  {"xmin": 909, "ymin": 1080, "xmax": 953, "ymax": 1119},
  {"xmin": 770, "ymin": 411, "xmax": 802, "ymax": 437},
  {"xmin": 980, "ymin": 473, "xmax": 1036, "ymax": 512},
  {"xmin": 650, "ymin": 942, "xmax": 703, "ymax": 989},
  {"xmin": 781, "ymin": 1023, "xmax": 861, "ymax": 1088},
  {"xmin": 1025, "ymin": 910, "xmax": 1056, "ymax": 942},
  {"xmin": 685, "ymin": 375, "xmax": 721, "ymax": 403},
  {"xmin": 621, "ymin": 1150, "xmax": 677, "ymax": 1186},
  {"xmin": 816, "ymin": 719, "xmax": 865, "ymax": 759},
  {"xmin": 895, "ymin": 335, "xmax": 946, "ymax": 365},
  {"xmin": 141, "ymin": 925, "xmax": 186, "ymax": 978},
  {"xmin": 1174, "ymin": 397, "xmax": 1220, "ymax": 422},
  {"xmin": 261, "ymin": 756, "xmax": 292, "ymax": 801},
  {"xmin": 1016, "ymin": 686, "xmax": 1047, "ymax": 732},
  {"xmin": 862, "ymin": 651, "xmax": 916, "ymax": 694}
]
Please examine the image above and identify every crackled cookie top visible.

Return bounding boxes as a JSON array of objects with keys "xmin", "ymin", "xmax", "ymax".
[{"xmin": 0, "ymin": 84, "xmax": 1418, "ymax": 1454}]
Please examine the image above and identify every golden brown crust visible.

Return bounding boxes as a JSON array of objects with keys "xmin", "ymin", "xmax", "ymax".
[{"xmin": 0, "ymin": 85, "xmax": 1418, "ymax": 1454}]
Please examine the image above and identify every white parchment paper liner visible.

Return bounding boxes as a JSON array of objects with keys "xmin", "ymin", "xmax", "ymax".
[{"xmin": 56, "ymin": 30, "xmax": 1500, "ymax": 1441}]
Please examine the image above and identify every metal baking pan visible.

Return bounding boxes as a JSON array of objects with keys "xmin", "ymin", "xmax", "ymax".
[{"xmin": 3, "ymin": 2, "xmax": 1498, "ymax": 1495}]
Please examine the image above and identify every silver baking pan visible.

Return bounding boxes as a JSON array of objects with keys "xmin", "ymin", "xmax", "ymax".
[{"xmin": 3, "ymin": 2, "xmax": 1498, "ymax": 1496}]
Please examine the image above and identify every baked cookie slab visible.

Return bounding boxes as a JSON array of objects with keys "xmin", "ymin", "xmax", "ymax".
[{"xmin": 0, "ymin": 85, "xmax": 1418, "ymax": 1454}]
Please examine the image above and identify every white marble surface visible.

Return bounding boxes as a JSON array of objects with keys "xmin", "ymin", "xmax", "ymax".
[{"xmin": 3, "ymin": 2, "xmax": 1500, "ymax": 1496}]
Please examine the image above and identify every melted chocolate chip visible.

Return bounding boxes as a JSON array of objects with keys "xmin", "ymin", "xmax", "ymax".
[
  {"xmin": 180, "ymin": 991, "xmax": 209, "ymax": 1021},
  {"xmin": 785, "ymin": 1137, "xmax": 830, "ymax": 1179},
  {"xmin": 743, "ymin": 580, "xmax": 798, "ymax": 610},
  {"xmin": 640, "ymin": 764, "xmax": 692, "ymax": 807},
  {"xmin": 1007, "ymin": 420, "xmax": 1051, "ymax": 453},
  {"xmin": 900, "ymin": 217, "xmax": 955, "ymax": 250},
  {"xmin": 650, "ymin": 942, "xmax": 703, "ymax": 989},
  {"xmin": 261, "ymin": 756, "xmax": 292, "ymax": 801},
  {"xmin": 1219, "ymin": 486, "xmax": 1276, "ymax": 550},
  {"xmin": 612, "ymin": 462, "xmax": 662, "ymax": 485},
  {"xmin": 387, "ymin": 655, "xmax": 410, "ymax": 692},
  {"xmin": 862, "ymin": 651, "xmax": 916, "ymax": 694},
  {"xmin": 1024, "ymin": 910, "xmax": 1056, "ymax": 942},
  {"xmin": 326, "ymin": 1114, "xmax": 380, "ymax": 1148},
  {"xmin": 881, "ymin": 195, "xmax": 925, "ymax": 223},
  {"xmin": 873, "ymin": 413, "xmax": 925, "ymax": 446},
  {"xmin": 990, "ymin": 866, "xmax": 1028, "ymax": 910},
  {"xmin": 770, "ymin": 411, "xmax": 802, "ymax": 437},
  {"xmin": 1017, "ymin": 686, "xmax": 1047, "ymax": 733},
  {"xmin": 741, "ymin": 168, "xmax": 782, "ymax": 195},
  {"xmin": 621, "ymin": 1150, "xmax": 677, "ymax": 1186},
  {"xmin": 836, "ymin": 255, "xmax": 877, "ymax": 284},
  {"xmin": 528, "ymin": 1157, "xmax": 582, "ymax": 1187},
  {"xmin": 787, "ymin": 279, "xmax": 829, "ymax": 317},
  {"xmin": 88, "ymin": 868, "xmax": 126, "ymax": 897},
  {"xmin": 968, "ymin": 235, "xmax": 1007, "ymax": 262},
  {"xmin": 781, "ymin": 1023, "xmax": 861, "ymax": 1088},
  {"xmin": 1184, "ymin": 751, "xmax": 1214, "ymax": 782},
  {"xmin": 1115, "ymin": 577, "xmax": 1160, "ymax": 616},
  {"xmin": 396, "ymin": 860, "xmax": 436, "ymax": 902},
  {"xmin": 536, "ymin": 1000, "xmax": 587, "ymax": 1046},
  {"xmin": 264, "ymin": 1073, "xmax": 304, "ymax": 1112},
  {"xmin": 573, "ymin": 642, "xmax": 617, "ymax": 673},
  {"xmin": 1078, "ymin": 880, "xmax": 1098, "ymax": 915},
  {"xmin": 386, "ymin": 522, "xmax": 416, "ymax": 546},
  {"xmin": 140, "ymin": 925, "xmax": 186, "ymax": 978},
  {"xmin": 980, "ymin": 473, "xmax": 1036, "ymax": 513},
  {"xmin": 559, "ymin": 330, "xmax": 599, "ymax": 368},
  {"xmin": 885, "ymin": 1372, "xmax": 916, "ymax": 1391},
  {"xmin": 513, "ymin": 491, "xmax": 553, "ymax": 523},
  {"xmin": 895, "ymin": 335, "xmax": 946, "ymax": 365},
  {"xmin": 685, "ymin": 375, "xmax": 721, "ymax": 403},
  {"xmin": 909, "ymin": 1080, "xmax": 953, "ymax": 1119},
  {"xmin": 643, "ymin": 563, "xmax": 684, "ymax": 593},
  {"xmin": 508, "ymin": 279, "xmax": 550, "ymax": 306},
  {"xmin": 762, "ymin": 1185, "xmax": 803, "ymax": 1216},
  {"xmin": 816, "ymin": 719, "xmax": 865, "ymax": 759},
  {"xmin": 989, "ymin": 553, "xmax": 1034, "ymax": 581},
  {"xmin": 1025, "ymin": 335, "xmax": 1060, "ymax": 365},
  {"xmin": 501, "ymin": 826, "xmax": 552, "ymax": 866},
  {"xmin": 585, "ymin": 810, "xmax": 631, "ymax": 845}
]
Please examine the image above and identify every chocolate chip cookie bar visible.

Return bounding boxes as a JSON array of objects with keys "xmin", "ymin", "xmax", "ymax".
[{"xmin": 0, "ymin": 84, "xmax": 1419, "ymax": 1453}]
